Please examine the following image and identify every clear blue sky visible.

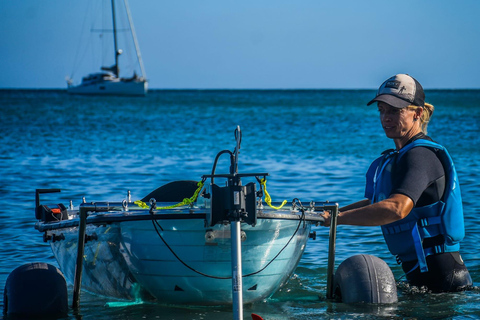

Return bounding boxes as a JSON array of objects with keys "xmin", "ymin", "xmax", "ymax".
[{"xmin": 2, "ymin": 0, "xmax": 480, "ymax": 89}]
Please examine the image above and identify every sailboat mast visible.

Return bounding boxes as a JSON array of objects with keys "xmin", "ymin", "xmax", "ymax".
[
  {"xmin": 111, "ymin": 0, "xmax": 120, "ymax": 77},
  {"xmin": 124, "ymin": 0, "xmax": 147, "ymax": 79}
]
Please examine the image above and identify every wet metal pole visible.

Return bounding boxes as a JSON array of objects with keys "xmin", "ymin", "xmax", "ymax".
[
  {"xmin": 231, "ymin": 125, "xmax": 243, "ymax": 320},
  {"xmin": 231, "ymin": 220, "xmax": 243, "ymax": 320},
  {"xmin": 325, "ymin": 203, "xmax": 339, "ymax": 299},
  {"xmin": 72, "ymin": 205, "xmax": 88, "ymax": 309}
]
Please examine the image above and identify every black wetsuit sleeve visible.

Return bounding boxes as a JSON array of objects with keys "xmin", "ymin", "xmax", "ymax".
[{"xmin": 392, "ymin": 147, "xmax": 445, "ymax": 207}]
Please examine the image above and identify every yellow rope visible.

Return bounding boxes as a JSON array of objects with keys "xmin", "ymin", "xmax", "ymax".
[
  {"xmin": 134, "ymin": 179, "xmax": 287, "ymax": 211},
  {"xmin": 134, "ymin": 200, "xmax": 149, "ymax": 209},
  {"xmin": 134, "ymin": 180, "xmax": 205, "ymax": 210},
  {"xmin": 260, "ymin": 178, "xmax": 287, "ymax": 210}
]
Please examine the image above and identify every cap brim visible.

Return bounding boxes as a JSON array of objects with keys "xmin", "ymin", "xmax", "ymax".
[{"xmin": 367, "ymin": 94, "xmax": 411, "ymax": 108}]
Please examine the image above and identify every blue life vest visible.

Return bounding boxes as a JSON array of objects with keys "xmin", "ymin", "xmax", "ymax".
[{"xmin": 366, "ymin": 139, "xmax": 464, "ymax": 273}]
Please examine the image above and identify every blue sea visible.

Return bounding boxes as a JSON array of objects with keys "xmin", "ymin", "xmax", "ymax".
[{"xmin": 1, "ymin": 89, "xmax": 480, "ymax": 319}]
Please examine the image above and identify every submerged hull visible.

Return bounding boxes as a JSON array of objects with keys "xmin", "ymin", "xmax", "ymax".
[{"xmin": 40, "ymin": 209, "xmax": 315, "ymax": 305}]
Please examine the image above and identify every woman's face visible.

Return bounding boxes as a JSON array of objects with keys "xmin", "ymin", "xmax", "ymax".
[{"xmin": 377, "ymin": 102, "xmax": 418, "ymax": 142}]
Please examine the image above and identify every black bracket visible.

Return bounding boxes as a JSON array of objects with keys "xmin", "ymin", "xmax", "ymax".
[{"xmin": 206, "ymin": 181, "xmax": 258, "ymax": 227}]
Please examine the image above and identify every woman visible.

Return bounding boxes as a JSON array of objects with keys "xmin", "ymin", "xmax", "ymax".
[{"xmin": 321, "ymin": 74, "xmax": 472, "ymax": 292}]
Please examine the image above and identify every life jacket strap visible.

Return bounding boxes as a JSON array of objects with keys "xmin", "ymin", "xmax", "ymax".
[
  {"xmin": 383, "ymin": 216, "xmax": 442, "ymax": 235},
  {"xmin": 383, "ymin": 221, "xmax": 416, "ymax": 235},
  {"xmin": 411, "ymin": 223, "xmax": 429, "ymax": 272},
  {"xmin": 418, "ymin": 216, "xmax": 442, "ymax": 227},
  {"xmin": 413, "ymin": 216, "xmax": 444, "ymax": 273},
  {"xmin": 411, "ymin": 222, "xmax": 460, "ymax": 273}
]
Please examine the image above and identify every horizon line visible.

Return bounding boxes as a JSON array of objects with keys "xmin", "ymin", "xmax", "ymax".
[{"xmin": 2, "ymin": 87, "xmax": 480, "ymax": 91}]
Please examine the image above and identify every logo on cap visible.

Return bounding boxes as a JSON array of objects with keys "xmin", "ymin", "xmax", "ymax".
[{"xmin": 385, "ymin": 80, "xmax": 401, "ymax": 90}]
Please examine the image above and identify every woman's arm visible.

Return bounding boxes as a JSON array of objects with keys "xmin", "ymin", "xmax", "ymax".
[
  {"xmin": 323, "ymin": 193, "xmax": 414, "ymax": 227},
  {"xmin": 340, "ymin": 199, "xmax": 371, "ymax": 211}
]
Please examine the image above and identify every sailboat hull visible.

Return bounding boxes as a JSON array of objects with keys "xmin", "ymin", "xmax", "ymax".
[{"xmin": 67, "ymin": 78, "xmax": 147, "ymax": 96}]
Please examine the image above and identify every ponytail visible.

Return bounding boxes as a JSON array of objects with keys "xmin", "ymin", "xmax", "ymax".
[{"xmin": 420, "ymin": 102, "xmax": 434, "ymax": 134}]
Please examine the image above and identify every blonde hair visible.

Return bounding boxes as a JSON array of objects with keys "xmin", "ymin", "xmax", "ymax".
[{"xmin": 407, "ymin": 102, "xmax": 434, "ymax": 134}]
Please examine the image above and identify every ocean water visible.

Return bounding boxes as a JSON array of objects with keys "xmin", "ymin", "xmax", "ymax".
[{"xmin": 1, "ymin": 89, "xmax": 480, "ymax": 319}]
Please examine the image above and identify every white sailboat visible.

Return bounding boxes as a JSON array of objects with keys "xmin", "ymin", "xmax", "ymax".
[{"xmin": 67, "ymin": 0, "xmax": 147, "ymax": 96}]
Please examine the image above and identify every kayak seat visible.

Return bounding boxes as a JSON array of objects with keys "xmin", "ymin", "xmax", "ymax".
[{"xmin": 141, "ymin": 180, "xmax": 200, "ymax": 203}]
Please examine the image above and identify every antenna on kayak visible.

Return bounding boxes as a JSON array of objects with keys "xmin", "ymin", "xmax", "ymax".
[{"xmin": 233, "ymin": 125, "xmax": 241, "ymax": 175}]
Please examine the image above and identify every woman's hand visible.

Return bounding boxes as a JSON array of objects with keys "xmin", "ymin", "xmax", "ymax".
[{"xmin": 321, "ymin": 210, "xmax": 331, "ymax": 227}]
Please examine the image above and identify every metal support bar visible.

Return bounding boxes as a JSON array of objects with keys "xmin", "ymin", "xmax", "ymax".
[
  {"xmin": 325, "ymin": 203, "xmax": 339, "ymax": 300},
  {"xmin": 35, "ymin": 188, "xmax": 61, "ymax": 208},
  {"xmin": 231, "ymin": 126, "xmax": 243, "ymax": 319},
  {"xmin": 231, "ymin": 221, "xmax": 243, "ymax": 320},
  {"xmin": 202, "ymin": 172, "xmax": 269, "ymax": 180},
  {"xmin": 72, "ymin": 205, "xmax": 88, "ymax": 309}
]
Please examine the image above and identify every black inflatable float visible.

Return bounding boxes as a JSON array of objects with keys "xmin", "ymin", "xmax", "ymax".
[
  {"xmin": 3, "ymin": 262, "xmax": 68, "ymax": 318},
  {"xmin": 333, "ymin": 254, "xmax": 397, "ymax": 304}
]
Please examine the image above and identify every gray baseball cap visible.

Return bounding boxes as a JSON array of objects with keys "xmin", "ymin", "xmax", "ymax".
[{"xmin": 367, "ymin": 74, "xmax": 425, "ymax": 108}]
